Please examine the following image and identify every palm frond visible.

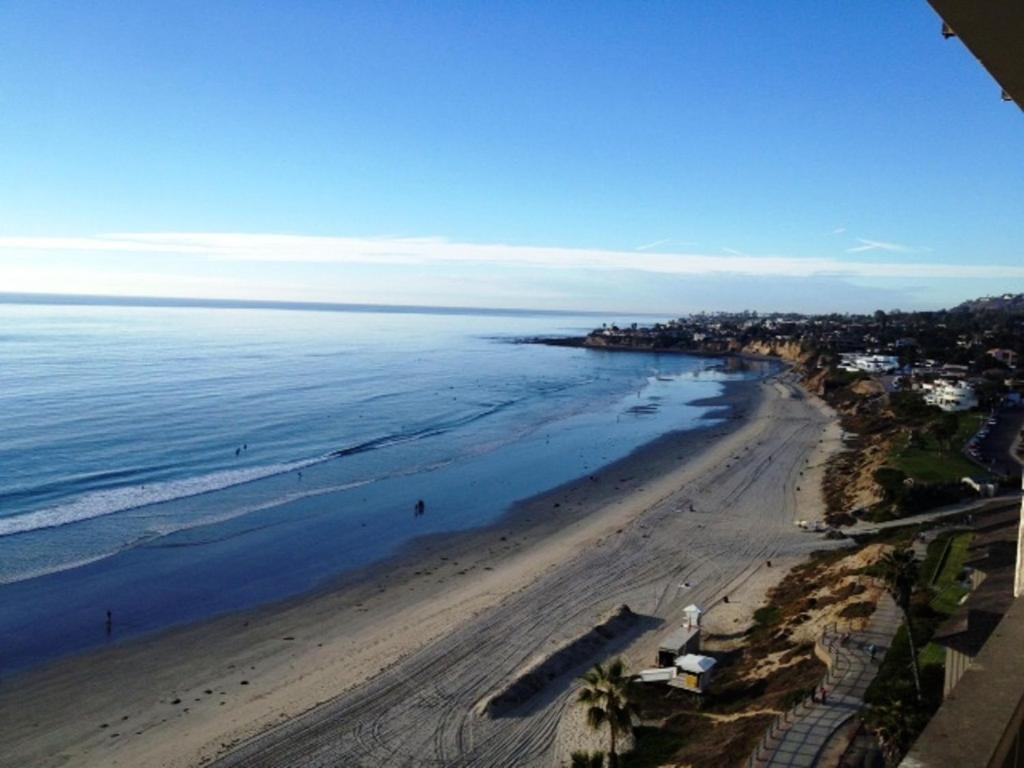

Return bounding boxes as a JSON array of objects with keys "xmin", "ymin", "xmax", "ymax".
[
  {"xmin": 578, "ymin": 687, "xmax": 600, "ymax": 704},
  {"xmin": 607, "ymin": 657, "xmax": 626, "ymax": 681}
]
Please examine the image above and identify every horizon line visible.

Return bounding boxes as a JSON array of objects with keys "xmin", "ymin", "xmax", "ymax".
[{"xmin": 0, "ymin": 291, "xmax": 670, "ymax": 320}]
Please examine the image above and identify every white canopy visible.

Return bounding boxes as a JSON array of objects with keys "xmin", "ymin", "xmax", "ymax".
[{"xmin": 675, "ymin": 653, "xmax": 717, "ymax": 674}]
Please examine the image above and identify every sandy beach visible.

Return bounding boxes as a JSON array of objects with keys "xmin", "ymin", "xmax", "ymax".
[{"xmin": 0, "ymin": 369, "xmax": 842, "ymax": 768}]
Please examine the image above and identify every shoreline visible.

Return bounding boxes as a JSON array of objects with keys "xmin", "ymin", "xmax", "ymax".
[
  {"xmin": 0, "ymin": 369, "xmax": 754, "ymax": 677},
  {"xmin": 0, "ymin": 376, "xmax": 755, "ymax": 672},
  {"xmin": 0, "ymin": 366, "xmax": 841, "ymax": 768},
  {"xmin": 0, "ymin": 351, "xmax": 745, "ymax": 674},
  {"xmin": 299, "ymin": 374, "xmax": 761, "ymax": 604}
]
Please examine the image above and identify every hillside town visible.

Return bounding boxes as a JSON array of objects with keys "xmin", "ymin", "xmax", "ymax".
[
  {"xmin": 585, "ymin": 294, "xmax": 1023, "ymax": 406},
  {"xmin": 578, "ymin": 294, "xmax": 1024, "ymax": 521}
]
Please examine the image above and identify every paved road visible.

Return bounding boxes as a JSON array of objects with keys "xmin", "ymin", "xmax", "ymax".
[{"xmin": 974, "ymin": 405, "xmax": 1024, "ymax": 478}]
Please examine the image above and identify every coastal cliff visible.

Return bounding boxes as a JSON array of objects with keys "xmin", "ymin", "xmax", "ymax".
[
  {"xmin": 575, "ymin": 330, "xmax": 817, "ymax": 367},
  {"xmin": 736, "ymin": 338, "xmax": 815, "ymax": 366}
]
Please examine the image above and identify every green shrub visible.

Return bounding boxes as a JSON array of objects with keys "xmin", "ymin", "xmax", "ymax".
[{"xmin": 752, "ymin": 606, "xmax": 782, "ymax": 628}]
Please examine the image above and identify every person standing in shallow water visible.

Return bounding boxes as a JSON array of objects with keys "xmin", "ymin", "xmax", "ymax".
[
  {"xmin": 105, "ymin": 610, "xmax": 113, "ymax": 636},
  {"xmin": 414, "ymin": 499, "xmax": 425, "ymax": 516}
]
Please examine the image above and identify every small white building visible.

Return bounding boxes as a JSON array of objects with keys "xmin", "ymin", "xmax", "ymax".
[
  {"xmin": 669, "ymin": 654, "xmax": 718, "ymax": 693},
  {"xmin": 655, "ymin": 606, "xmax": 704, "ymax": 666},
  {"xmin": 839, "ymin": 353, "xmax": 900, "ymax": 374},
  {"xmin": 639, "ymin": 653, "xmax": 718, "ymax": 693},
  {"xmin": 641, "ymin": 606, "xmax": 717, "ymax": 693},
  {"xmin": 922, "ymin": 379, "xmax": 979, "ymax": 412}
]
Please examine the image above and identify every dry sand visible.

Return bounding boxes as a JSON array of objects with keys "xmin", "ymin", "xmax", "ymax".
[{"xmin": 0, "ymin": 370, "xmax": 841, "ymax": 768}]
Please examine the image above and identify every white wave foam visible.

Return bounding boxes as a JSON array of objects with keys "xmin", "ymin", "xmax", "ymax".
[
  {"xmin": 0, "ymin": 550, "xmax": 119, "ymax": 586},
  {"xmin": 0, "ymin": 458, "xmax": 325, "ymax": 537},
  {"xmin": 0, "ymin": 478, "xmax": 379, "ymax": 585}
]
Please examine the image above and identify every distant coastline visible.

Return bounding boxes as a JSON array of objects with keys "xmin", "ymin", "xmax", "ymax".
[
  {"xmin": 522, "ymin": 335, "xmax": 784, "ymax": 371},
  {"xmin": 524, "ymin": 334, "xmax": 727, "ymax": 357}
]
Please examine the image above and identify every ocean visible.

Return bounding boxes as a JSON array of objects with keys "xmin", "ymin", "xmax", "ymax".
[{"xmin": 0, "ymin": 298, "xmax": 758, "ymax": 672}]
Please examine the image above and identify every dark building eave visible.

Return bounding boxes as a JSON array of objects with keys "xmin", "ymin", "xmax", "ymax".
[{"xmin": 927, "ymin": 0, "xmax": 1024, "ymax": 109}]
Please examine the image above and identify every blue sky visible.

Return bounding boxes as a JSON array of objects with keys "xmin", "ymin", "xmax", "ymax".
[{"xmin": 1, "ymin": 1, "xmax": 1021, "ymax": 313}]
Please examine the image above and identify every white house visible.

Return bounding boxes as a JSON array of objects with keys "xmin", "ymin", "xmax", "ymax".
[
  {"xmin": 923, "ymin": 379, "xmax": 979, "ymax": 412},
  {"xmin": 839, "ymin": 353, "xmax": 900, "ymax": 374}
]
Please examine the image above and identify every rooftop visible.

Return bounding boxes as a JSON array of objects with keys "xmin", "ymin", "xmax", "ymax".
[
  {"xmin": 675, "ymin": 654, "xmax": 717, "ymax": 674},
  {"xmin": 658, "ymin": 626, "xmax": 699, "ymax": 651}
]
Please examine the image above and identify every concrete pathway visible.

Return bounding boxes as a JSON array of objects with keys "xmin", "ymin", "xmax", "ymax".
[
  {"xmin": 844, "ymin": 493, "xmax": 1021, "ymax": 538},
  {"xmin": 747, "ymin": 595, "xmax": 903, "ymax": 768}
]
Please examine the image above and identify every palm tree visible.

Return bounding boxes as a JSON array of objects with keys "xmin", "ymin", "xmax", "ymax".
[
  {"xmin": 578, "ymin": 658, "xmax": 635, "ymax": 768},
  {"xmin": 879, "ymin": 546, "xmax": 922, "ymax": 701}
]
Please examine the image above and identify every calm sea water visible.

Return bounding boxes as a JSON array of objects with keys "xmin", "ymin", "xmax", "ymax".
[{"xmin": 0, "ymin": 300, "xmax": 754, "ymax": 671}]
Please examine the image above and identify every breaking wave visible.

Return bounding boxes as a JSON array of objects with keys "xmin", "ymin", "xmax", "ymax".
[{"xmin": 0, "ymin": 459, "xmax": 323, "ymax": 538}]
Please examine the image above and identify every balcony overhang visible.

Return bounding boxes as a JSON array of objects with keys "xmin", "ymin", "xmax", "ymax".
[{"xmin": 926, "ymin": 1, "xmax": 1024, "ymax": 109}]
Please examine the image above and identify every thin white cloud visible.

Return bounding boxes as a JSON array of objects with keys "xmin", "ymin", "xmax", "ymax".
[
  {"xmin": 845, "ymin": 238, "xmax": 920, "ymax": 254},
  {"xmin": 720, "ymin": 246, "xmax": 746, "ymax": 256},
  {"xmin": 1, "ymin": 232, "xmax": 1022, "ymax": 280},
  {"xmin": 832, "ymin": 227, "xmax": 847, "ymax": 235},
  {"xmin": 635, "ymin": 238, "xmax": 670, "ymax": 251}
]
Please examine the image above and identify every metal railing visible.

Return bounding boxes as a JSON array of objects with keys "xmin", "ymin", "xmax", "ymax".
[{"xmin": 745, "ymin": 617, "xmax": 872, "ymax": 768}]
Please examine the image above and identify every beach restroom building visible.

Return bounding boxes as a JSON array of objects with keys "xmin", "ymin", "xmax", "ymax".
[
  {"xmin": 670, "ymin": 654, "xmax": 718, "ymax": 693},
  {"xmin": 640, "ymin": 604, "xmax": 717, "ymax": 693},
  {"xmin": 656, "ymin": 604, "xmax": 703, "ymax": 666}
]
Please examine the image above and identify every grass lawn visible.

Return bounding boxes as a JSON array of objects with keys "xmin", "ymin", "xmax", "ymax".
[
  {"xmin": 952, "ymin": 413, "xmax": 986, "ymax": 446},
  {"xmin": 928, "ymin": 533, "xmax": 972, "ymax": 614},
  {"xmin": 888, "ymin": 412, "xmax": 988, "ymax": 484},
  {"xmin": 914, "ymin": 533, "xmax": 973, "ymax": 673}
]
